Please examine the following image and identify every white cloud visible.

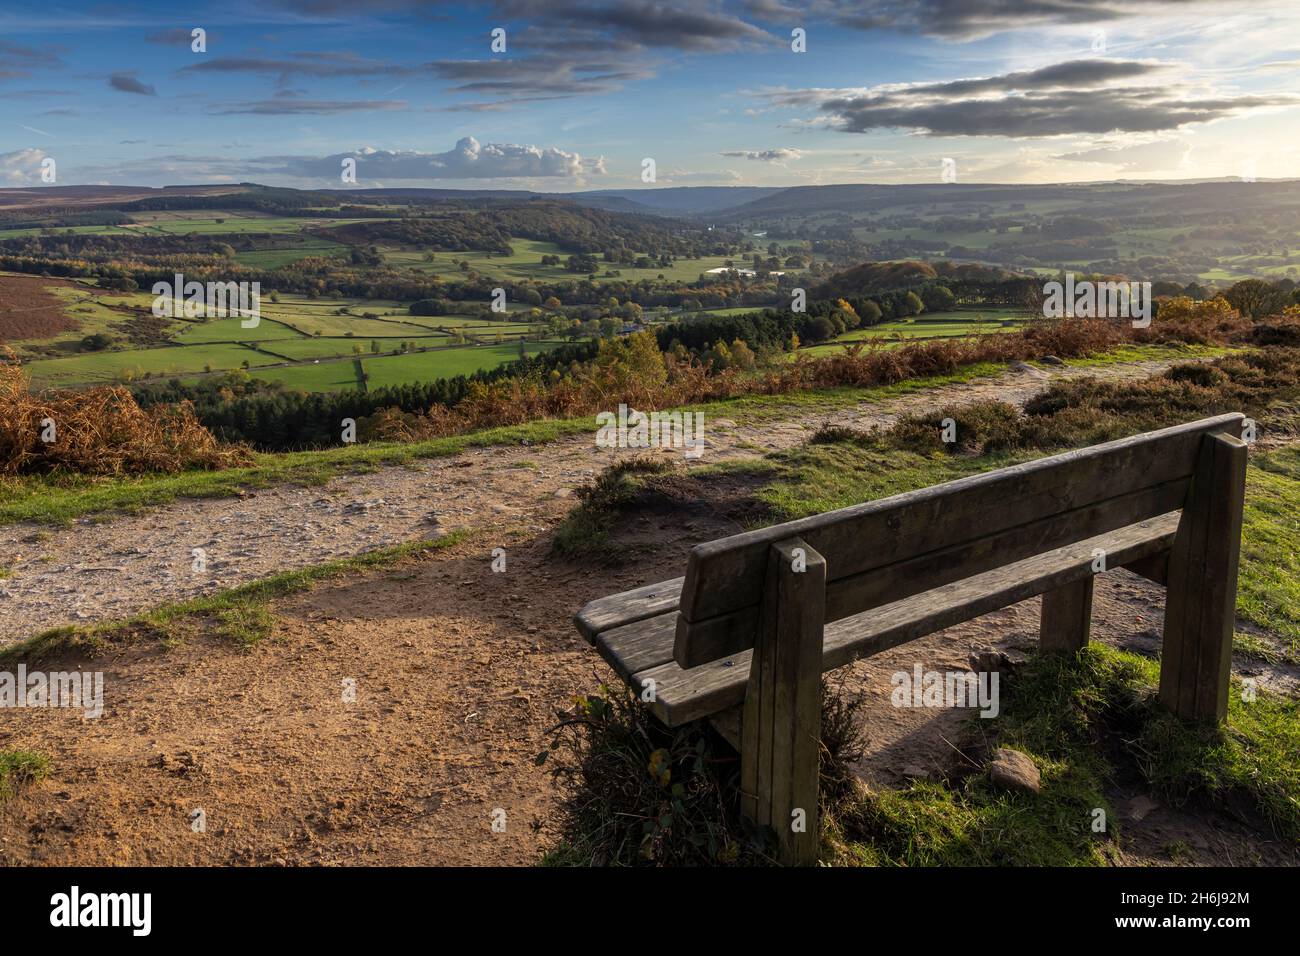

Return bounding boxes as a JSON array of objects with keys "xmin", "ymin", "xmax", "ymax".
[
  {"xmin": 0, "ymin": 147, "xmax": 48, "ymax": 183},
  {"xmin": 268, "ymin": 137, "xmax": 606, "ymax": 180},
  {"xmin": 719, "ymin": 147, "xmax": 804, "ymax": 164}
]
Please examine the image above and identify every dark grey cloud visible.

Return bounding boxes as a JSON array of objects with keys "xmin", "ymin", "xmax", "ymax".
[
  {"xmin": 265, "ymin": 1, "xmax": 772, "ymax": 52},
  {"xmin": 181, "ymin": 52, "xmax": 417, "ymax": 80},
  {"xmin": 497, "ymin": 0, "xmax": 772, "ymax": 51},
  {"xmin": 212, "ymin": 99, "xmax": 407, "ymax": 115},
  {"xmin": 145, "ymin": 28, "xmax": 195, "ymax": 44},
  {"xmin": 903, "ymin": 58, "xmax": 1163, "ymax": 96},
  {"xmin": 261, "ymin": 0, "xmax": 772, "ymax": 109},
  {"xmin": 109, "ymin": 72, "xmax": 156, "ymax": 95},
  {"xmin": 767, "ymin": 59, "xmax": 1295, "ymax": 137},
  {"xmin": 430, "ymin": 57, "xmax": 651, "ymax": 99},
  {"xmin": 0, "ymin": 40, "xmax": 62, "ymax": 79},
  {"xmin": 764, "ymin": 0, "xmax": 1226, "ymax": 41}
]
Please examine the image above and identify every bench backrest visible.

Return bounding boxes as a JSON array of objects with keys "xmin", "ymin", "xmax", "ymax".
[{"xmin": 673, "ymin": 413, "xmax": 1245, "ymax": 667}]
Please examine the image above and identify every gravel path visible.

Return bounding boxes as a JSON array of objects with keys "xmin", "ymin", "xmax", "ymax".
[{"xmin": 0, "ymin": 358, "xmax": 1183, "ymax": 641}]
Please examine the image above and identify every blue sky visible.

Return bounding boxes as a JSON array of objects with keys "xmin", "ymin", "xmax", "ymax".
[{"xmin": 1, "ymin": 0, "xmax": 1298, "ymax": 189}]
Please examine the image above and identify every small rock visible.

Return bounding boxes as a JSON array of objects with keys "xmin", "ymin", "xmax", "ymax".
[
  {"xmin": 1125, "ymin": 794, "xmax": 1159, "ymax": 821},
  {"xmin": 989, "ymin": 748, "xmax": 1040, "ymax": 794},
  {"xmin": 1041, "ymin": 355, "xmax": 1064, "ymax": 366},
  {"xmin": 968, "ymin": 648, "xmax": 1013, "ymax": 675},
  {"xmin": 1009, "ymin": 361, "xmax": 1047, "ymax": 377}
]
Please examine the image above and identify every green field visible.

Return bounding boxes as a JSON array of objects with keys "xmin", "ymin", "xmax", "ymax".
[
  {"xmin": 383, "ymin": 239, "xmax": 805, "ymax": 285},
  {"xmin": 234, "ymin": 239, "xmax": 351, "ymax": 269},
  {"xmin": 360, "ymin": 340, "xmax": 561, "ymax": 390},
  {"xmin": 130, "ymin": 215, "xmax": 381, "ymax": 235},
  {"xmin": 173, "ymin": 316, "xmax": 305, "ymax": 343},
  {"xmin": 11, "ymin": 279, "xmax": 564, "ymax": 392},
  {"xmin": 258, "ymin": 335, "xmax": 449, "ymax": 361},
  {"xmin": 248, "ymin": 359, "xmax": 364, "ymax": 392},
  {"xmin": 800, "ymin": 309, "xmax": 1032, "ymax": 357},
  {"xmin": 24, "ymin": 343, "xmax": 272, "ymax": 387}
]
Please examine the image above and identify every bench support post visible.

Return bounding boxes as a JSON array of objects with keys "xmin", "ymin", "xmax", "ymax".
[
  {"xmin": 740, "ymin": 537, "xmax": 824, "ymax": 866},
  {"xmin": 1159, "ymin": 432, "xmax": 1247, "ymax": 723},
  {"xmin": 1040, "ymin": 577, "xmax": 1094, "ymax": 653}
]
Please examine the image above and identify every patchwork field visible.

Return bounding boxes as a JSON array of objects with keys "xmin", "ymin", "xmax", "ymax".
[
  {"xmin": 800, "ymin": 308, "xmax": 1033, "ymax": 357},
  {"xmin": 383, "ymin": 240, "xmax": 802, "ymax": 284},
  {"xmin": 2, "ymin": 275, "xmax": 564, "ymax": 392}
]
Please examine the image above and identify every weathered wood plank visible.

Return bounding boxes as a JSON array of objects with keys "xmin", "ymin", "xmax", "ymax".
[
  {"xmin": 592, "ymin": 613, "xmax": 675, "ymax": 683},
  {"xmin": 708, "ymin": 707, "xmax": 742, "ymax": 751},
  {"xmin": 1122, "ymin": 552, "xmax": 1169, "ymax": 586},
  {"xmin": 640, "ymin": 515, "xmax": 1178, "ymax": 725},
  {"xmin": 740, "ymin": 538, "xmax": 823, "ymax": 866},
  {"xmin": 676, "ymin": 414, "xmax": 1240, "ymax": 634},
  {"xmin": 589, "ymin": 507, "xmax": 1177, "ymax": 681},
  {"xmin": 675, "ymin": 478, "xmax": 1188, "ymax": 666},
  {"xmin": 1159, "ymin": 433, "xmax": 1247, "ymax": 722},
  {"xmin": 1040, "ymin": 576, "xmax": 1094, "ymax": 653},
  {"xmin": 574, "ymin": 577, "xmax": 682, "ymax": 643}
]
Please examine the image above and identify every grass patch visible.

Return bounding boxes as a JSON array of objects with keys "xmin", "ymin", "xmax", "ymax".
[
  {"xmin": 551, "ymin": 457, "xmax": 677, "ymax": 558},
  {"xmin": 215, "ymin": 605, "xmax": 276, "ymax": 649},
  {"xmin": 0, "ymin": 750, "xmax": 50, "ymax": 802},
  {"xmin": 0, "ymin": 530, "xmax": 470, "ymax": 664},
  {"xmin": 1238, "ymin": 444, "xmax": 1300, "ymax": 649},
  {"xmin": 829, "ymin": 645, "xmax": 1299, "ymax": 866},
  {"xmin": 547, "ymin": 646, "xmax": 1298, "ymax": 866},
  {"xmin": 757, "ymin": 350, "xmax": 1300, "ymax": 650}
]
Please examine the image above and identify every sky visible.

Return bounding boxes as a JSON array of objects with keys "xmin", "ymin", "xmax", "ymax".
[{"xmin": 1, "ymin": 0, "xmax": 1298, "ymax": 191}]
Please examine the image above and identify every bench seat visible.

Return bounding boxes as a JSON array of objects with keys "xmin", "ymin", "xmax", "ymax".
[{"xmin": 579, "ymin": 512, "xmax": 1180, "ymax": 726}]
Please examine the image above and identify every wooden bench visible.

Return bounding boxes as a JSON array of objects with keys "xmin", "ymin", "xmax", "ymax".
[{"xmin": 574, "ymin": 413, "xmax": 1249, "ymax": 865}]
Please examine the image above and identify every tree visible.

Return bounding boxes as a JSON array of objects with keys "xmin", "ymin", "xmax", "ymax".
[
  {"xmin": 921, "ymin": 285, "xmax": 956, "ymax": 312},
  {"xmin": 858, "ymin": 299, "xmax": 883, "ymax": 326},
  {"xmin": 801, "ymin": 315, "xmax": 836, "ymax": 343},
  {"xmin": 729, "ymin": 338, "xmax": 757, "ymax": 370},
  {"xmin": 1223, "ymin": 279, "xmax": 1290, "ymax": 320},
  {"xmin": 834, "ymin": 298, "xmax": 861, "ymax": 329},
  {"xmin": 902, "ymin": 291, "xmax": 925, "ymax": 317}
]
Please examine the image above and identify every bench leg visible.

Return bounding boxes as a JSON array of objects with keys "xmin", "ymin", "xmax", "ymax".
[
  {"xmin": 1160, "ymin": 432, "xmax": 1247, "ymax": 723},
  {"xmin": 740, "ymin": 536, "xmax": 824, "ymax": 866},
  {"xmin": 1040, "ymin": 577, "xmax": 1094, "ymax": 653}
]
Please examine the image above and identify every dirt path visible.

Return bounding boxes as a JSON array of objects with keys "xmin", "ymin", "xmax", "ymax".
[
  {"xmin": 0, "ymin": 358, "xmax": 1181, "ymax": 642},
  {"xmin": 1, "ymin": 467, "xmax": 1293, "ymax": 866},
  {"xmin": 1, "ymin": 354, "xmax": 1295, "ymax": 867}
]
